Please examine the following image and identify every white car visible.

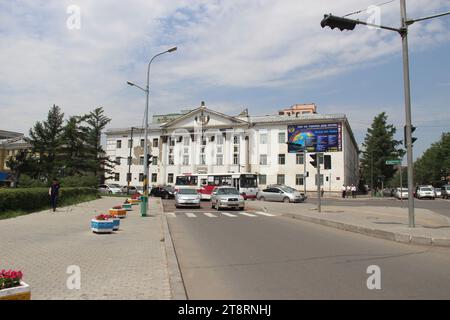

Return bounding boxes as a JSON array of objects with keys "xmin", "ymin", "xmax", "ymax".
[
  {"xmin": 416, "ymin": 186, "xmax": 435, "ymax": 200},
  {"xmin": 395, "ymin": 188, "xmax": 408, "ymax": 199},
  {"xmin": 434, "ymin": 188, "xmax": 442, "ymax": 198},
  {"xmin": 98, "ymin": 184, "xmax": 122, "ymax": 194},
  {"xmin": 175, "ymin": 188, "xmax": 201, "ymax": 208}
]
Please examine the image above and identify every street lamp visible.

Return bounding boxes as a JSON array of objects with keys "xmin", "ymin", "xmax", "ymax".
[
  {"xmin": 127, "ymin": 46, "xmax": 177, "ymax": 217},
  {"xmin": 321, "ymin": 2, "xmax": 450, "ymax": 228}
]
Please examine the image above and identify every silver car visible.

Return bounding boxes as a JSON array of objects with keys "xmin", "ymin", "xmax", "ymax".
[
  {"xmin": 175, "ymin": 188, "xmax": 201, "ymax": 208},
  {"xmin": 257, "ymin": 185, "xmax": 305, "ymax": 203},
  {"xmin": 211, "ymin": 187, "xmax": 245, "ymax": 211}
]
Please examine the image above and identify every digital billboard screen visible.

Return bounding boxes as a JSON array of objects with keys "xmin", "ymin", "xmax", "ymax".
[{"xmin": 288, "ymin": 123, "xmax": 342, "ymax": 153}]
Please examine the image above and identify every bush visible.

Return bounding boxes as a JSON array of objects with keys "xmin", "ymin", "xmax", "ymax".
[
  {"xmin": 0, "ymin": 187, "xmax": 99, "ymax": 217},
  {"xmin": 59, "ymin": 175, "xmax": 98, "ymax": 187}
]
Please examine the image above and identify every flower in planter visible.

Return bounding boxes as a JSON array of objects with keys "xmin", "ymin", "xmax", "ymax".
[
  {"xmin": 95, "ymin": 214, "xmax": 112, "ymax": 221},
  {"xmin": 112, "ymin": 205, "xmax": 122, "ymax": 209},
  {"xmin": 0, "ymin": 269, "xmax": 23, "ymax": 290}
]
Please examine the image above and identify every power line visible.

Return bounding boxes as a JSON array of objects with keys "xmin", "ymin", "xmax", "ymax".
[{"xmin": 343, "ymin": 0, "xmax": 397, "ymax": 17}]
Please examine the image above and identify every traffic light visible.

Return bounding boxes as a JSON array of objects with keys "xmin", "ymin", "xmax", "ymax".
[
  {"xmin": 146, "ymin": 154, "xmax": 153, "ymax": 167},
  {"xmin": 310, "ymin": 154, "xmax": 318, "ymax": 168},
  {"xmin": 404, "ymin": 125, "xmax": 417, "ymax": 146},
  {"xmin": 320, "ymin": 14, "xmax": 357, "ymax": 31}
]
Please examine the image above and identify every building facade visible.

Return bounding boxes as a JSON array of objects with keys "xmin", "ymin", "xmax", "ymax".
[
  {"xmin": 0, "ymin": 130, "xmax": 30, "ymax": 186},
  {"xmin": 105, "ymin": 103, "xmax": 359, "ymax": 194}
]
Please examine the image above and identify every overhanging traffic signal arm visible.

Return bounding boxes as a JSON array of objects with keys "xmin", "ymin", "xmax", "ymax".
[
  {"xmin": 310, "ymin": 154, "xmax": 318, "ymax": 168},
  {"xmin": 320, "ymin": 14, "xmax": 357, "ymax": 31}
]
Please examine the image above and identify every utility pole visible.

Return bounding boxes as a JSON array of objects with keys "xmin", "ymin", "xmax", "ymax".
[
  {"xmin": 127, "ymin": 127, "xmax": 135, "ymax": 195},
  {"xmin": 303, "ymin": 149, "xmax": 307, "ymax": 196},
  {"xmin": 317, "ymin": 154, "xmax": 321, "ymax": 213}
]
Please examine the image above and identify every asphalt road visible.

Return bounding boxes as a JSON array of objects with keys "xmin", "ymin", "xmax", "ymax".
[{"xmin": 165, "ymin": 199, "xmax": 450, "ymax": 299}]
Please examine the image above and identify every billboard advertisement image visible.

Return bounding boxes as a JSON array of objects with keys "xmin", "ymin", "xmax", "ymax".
[{"xmin": 288, "ymin": 123, "xmax": 342, "ymax": 153}]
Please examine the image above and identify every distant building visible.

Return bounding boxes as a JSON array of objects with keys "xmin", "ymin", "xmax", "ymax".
[
  {"xmin": 278, "ymin": 104, "xmax": 317, "ymax": 116},
  {"xmin": 105, "ymin": 102, "xmax": 359, "ymax": 195},
  {"xmin": 0, "ymin": 130, "xmax": 31, "ymax": 186}
]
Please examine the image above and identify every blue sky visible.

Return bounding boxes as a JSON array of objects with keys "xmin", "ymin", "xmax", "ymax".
[{"xmin": 1, "ymin": 0, "xmax": 449, "ymax": 161}]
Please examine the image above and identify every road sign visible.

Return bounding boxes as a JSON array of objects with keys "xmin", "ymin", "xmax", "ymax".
[{"xmin": 386, "ymin": 160, "xmax": 401, "ymax": 165}]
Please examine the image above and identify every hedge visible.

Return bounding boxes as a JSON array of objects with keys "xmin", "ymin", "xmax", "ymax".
[{"xmin": 0, "ymin": 187, "xmax": 99, "ymax": 214}]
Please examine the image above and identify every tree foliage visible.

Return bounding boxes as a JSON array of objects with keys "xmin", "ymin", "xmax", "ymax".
[{"xmin": 360, "ymin": 112, "xmax": 404, "ymax": 189}]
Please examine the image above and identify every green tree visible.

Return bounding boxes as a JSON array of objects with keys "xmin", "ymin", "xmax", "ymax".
[
  {"xmin": 60, "ymin": 116, "xmax": 89, "ymax": 176},
  {"xmin": 360, "ymin": 112, "xmax": 403, "ymax": 189},
  {"xmin": 414, "ymin": 132, "xmax": 450, "ymax": 186}
]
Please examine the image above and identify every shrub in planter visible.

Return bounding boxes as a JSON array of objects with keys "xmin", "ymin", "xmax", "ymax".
[
  {"xmin": 0, "ymin": 270, "xmax": 31, "ymax": 300},
  {"xmin": 91, "ymin": 214, "xmax": 114, "ymax": 233}
]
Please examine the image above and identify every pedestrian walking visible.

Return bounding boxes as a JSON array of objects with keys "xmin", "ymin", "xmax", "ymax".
[
  {"xmin": 351, "ymin": 185, "xmax": 357, "ymax": 198},
  {"xmin": 341, "ymin": 185, "xmax": 346, "ymax": 198},
  {"xmin": 49, "ymin": 178, "xmax": 60, "ymax": 212},
  {"xmin": 321, "ymin": 187, "xmax": 324, "ymax": 197},
  {"xmin": 346, "ymin": 185, "xmax": 351, "ymax": 198}
]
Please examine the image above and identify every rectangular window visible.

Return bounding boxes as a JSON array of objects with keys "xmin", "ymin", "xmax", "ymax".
[
  {"xmin": 277, "ymin": 174, "xmax": 285, "ymax": 185},
  {"xmin": 260, "ymin": 154, "xmax": 268, "ymax": 165},
  {"xmin": 217, "ymin": 135, "xmax": 224, "ymax": 145},
  {"xmin": 127, "ymin": 173, "xmax": 132, "ymax": 182},
  {"xmin": 278, "ymin": 154, "xmax": 286, "ymax": 165},
  {"xmin": 200, "ymin": 154, "xmax": 206, "ymax": 165},
  {"xmin": 184, "ymin": 137, "xmax": 190, "ymax": 146},
  {"xmin": 260, "ymin": 133, "xmax": 267, "ymax": 144},
  {"xmin": 140, "ymin": 156, "xmax": 144, "ymax": 166},
  {"xmin": 259, "ymin": 174, "xmax": 267, "ymax": 185},
  {"xmin": 296, "ymin": 174, "xmax": 304, "ymax": 186},
  {"xmin": 183, "ymin": 155, "xmax": 189, "ymax": 165},
  {"xmin": 167, "ymin": 173, "xmax": 174, "ymax": 184},
  {"xmin": 234, "ymin": 145, "xmax": 239, "ymax": 153},
  {"xmin": 278, "ymin": 132, "xmax": 286, "ymax": 144},
  {"xmin": 114, "ymin": 173, "xmax": 120, "ymax": 181},
  {"xmin": 153, "ymin": 138, "xmax": 159, "ymax": 148},
  {"xmin": 128, "ymin": 139, "xmax": 133, "ymax": 148},
  {"xmin": 234, "ymin": 135, "xmax": 239, "ymax": 145},
  {"xmin": 151, "ymin": 173, "xmax": 157, "ymax": 183},
  {"xmin": 139, "ymin": 173, "xmax": 144, "ymax": 182},
  {"xmin": 296, "ymin": 153, "xmax": 304, "ymax": 165},
  {"xmin": 127, "ymin": 157, "xmax": 132, "ymax": 165},
  {"xmin": 315, "ymin": 174, "xmax": 324, "ymax": 186},
  {"xmin": 140, "ymin": 139, "xmax": 145, "ymax": 148},
  {"xmin": 216, "ymin": 154, "xmax": 223, "ymax": 166},
  {"xmin": 324, "ymin": 155, "xmax": 332, "ymax": 170},
  {"xmin": 152, "ymin": 156, "xmax": 158, "ymax": 166},
  {"xmin": 217, "ymin": 146, "xmax": 223, "ymax": 154},
  {"xmin": 233, "ymin": 154, "xmax": 239, "ymax": 165},
  {"xmin": 116, "ymin": 140, "xmax": 122, "ymax": 149},
  {"xmin": 168, "ymin": 155, "xmax": 174, "ymax": 165},
  {"xmin": 169, "ymin": 138, "xmax": 175, "ymax": 147}
]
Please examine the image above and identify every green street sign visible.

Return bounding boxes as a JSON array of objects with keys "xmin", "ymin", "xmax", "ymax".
[{"xmin": 386, "ymin": 159, "xmax": 401, "ymax": 165}]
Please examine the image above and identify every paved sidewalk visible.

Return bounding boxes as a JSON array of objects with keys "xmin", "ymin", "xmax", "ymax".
[
  {"xmin": 247, "ymin": 201, "xmax": 450, "ymax": 247},
  {"xmin": 0, "ymin": 197, "xmax": 171, "ymax": 299}
]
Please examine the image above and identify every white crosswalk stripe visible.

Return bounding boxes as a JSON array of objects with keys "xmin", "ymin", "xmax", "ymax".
[
  {"xmin": 203, "ymin": 212, "xmax": 217, "ymax": 218},
  {"xmin": 254, "ymin": 211, "xmax": 276, "ymax": 217},
  {"xmin": 185, "ymin": 212, "xmax": 197, "ymax": 218},
  {"xmin": 221, "ymin": 212, "xmax": 237, "ymax": 217},
  {"xmin": 166, "ymin": 212, "xmax": 176, "ymax": 218},
  {"xmin": 238, "ymin": 212, "xmax": 257, "ymax": 217}
]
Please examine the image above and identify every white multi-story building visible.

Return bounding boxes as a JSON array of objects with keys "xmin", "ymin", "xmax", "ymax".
[{"xmin": 105, "ymin": 103, "xmax": 359, "ymax": 194}]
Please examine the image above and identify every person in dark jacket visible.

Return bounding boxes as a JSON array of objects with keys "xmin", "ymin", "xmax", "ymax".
[{"xmin": 49, "ymin": 179, "xmax": 61, "ymax": 212}]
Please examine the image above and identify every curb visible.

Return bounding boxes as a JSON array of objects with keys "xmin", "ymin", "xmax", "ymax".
[
  {"xmin": 158, "ymin": 198, "xmax": 188, "ymax": 300},
  {"xmin": 281, "ymin": 213, "xmax": 450, "ymax": 248}
]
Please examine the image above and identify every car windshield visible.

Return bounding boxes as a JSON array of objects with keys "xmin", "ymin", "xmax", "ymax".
[
  {"xmin": 178, "ymin": 189, "xmax": 198, "ymax": 195},
  {"xmin": 421, "ymin": 188, "xmax": 432, "ymax": 191},
  {"xmin": 108, "ymin": 184, "xmax": 121, "ymax": 188},
  {"xmin": 217, "ymin": 188, "xmax": 239, "ymax": 195},
  {"xmin": 398, "ymin": 188, "xmax": 408, "ymax": 192},
  {"xmin": 281, "ymin": 186, "xmax": 297, "ymax": 193},
  {"xmin": 446, "ymin": 187, "xmax": 450, "ymax": 190}
]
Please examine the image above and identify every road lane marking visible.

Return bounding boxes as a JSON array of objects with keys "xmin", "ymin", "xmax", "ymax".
[
  {"xmin": 185, "ymin": 212, "xmax": 197, "ymax": 218},
  {"xmin": 254, "ymin": 211, "xmax": 276, "ymax": 217},
  {"xmin": 203, "ymin": 212, "xmax": 217, "ymax": 218},
  {"xmin": 221, "ymin": 212, "xmax": 237, "ymax": 217},
  {"xmin": 239, "ymin": 212, "xmax": 257, "ymax": 217},
  {"xmin": 166, "ymin": 212, "xmax": 176, "ymax": 218}
]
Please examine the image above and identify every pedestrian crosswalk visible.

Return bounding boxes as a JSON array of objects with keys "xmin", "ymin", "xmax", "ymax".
[{"xmin": 165, "ymin": 211, "xmax": 276, "ymax": 218}]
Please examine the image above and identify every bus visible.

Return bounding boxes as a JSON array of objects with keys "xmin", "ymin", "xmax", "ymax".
[{"xmin": 175, "ymin": 173, "xmax": 258, "ymax": 200}]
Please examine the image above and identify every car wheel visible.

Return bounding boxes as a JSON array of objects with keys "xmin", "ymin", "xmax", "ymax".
[
  {"xmin": 239, "ymin": 207, "xmax": 244, "ymax": 211},
  {"xmin": 211, "ymin": 202, "xmax": 215, "ymax": 209},
  {"xmin": 283, "ymin": 197, "xmax": 290, "ymax": 203},
  {"xmin": 259, "ymin": 196, "xmax": 265, "ymax": 201}
]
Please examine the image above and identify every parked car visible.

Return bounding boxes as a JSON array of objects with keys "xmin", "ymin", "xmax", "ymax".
[
  {"xmin": 257, "ymin": 185, "xmax": 305, "ymax": 203},
  {"xmin": 434, "ymin": 188, "xmax": 442, "ymax": 198},
  {"xmin": 395, "ymin": 188, "xmax": 408, "ymax": 199},
  {"xmin": 415, "ymin": 186, "xmax": 435, "ymax": 200},
  {"xmin": 441, "ymin": 185, "xmax": 450, "ymax": 199},
  {"xmin": 98, "ymin": 184, "xmax": 122, "ymax": 194},
  {"xmin": 175, "ymin": 188, "xmax": 201, "ymax": 208},
  {"xmin": 121, "ymin": 185, "xmax": 139, "ymax": 194},
  {"xmin": 150, "ymin": 185, "xmax": 175, "ymax": 199},
  {"xmin": 211, "ymin": 187, "xmax": 245, "ymax": 211}
]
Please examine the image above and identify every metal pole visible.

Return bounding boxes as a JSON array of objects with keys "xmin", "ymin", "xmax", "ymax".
[
  {"xmin": 400, "ymin": 164, "xmax": 403, "ymax": 206},
  {"xmin": 303, "ymin": 149, "xmax": 307, "ymax": 196},
  {"xmin": 317, "ymin": 153, "xmax": 321, "ymax": 213},
  {"xmin": 400, "ymin": 0, "xmax": 415, "ymax": 228},
  {"xmin": 127, "ymin": 127, "xmax": 134, "ymax": 195},
  {"xmin": 142, "ymin": 76, "xmax": 150, "ymax": 217}
]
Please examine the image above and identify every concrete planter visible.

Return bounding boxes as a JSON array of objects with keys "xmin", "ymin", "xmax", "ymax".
[
  {"xmin": 0, "ymin": 281, "xmax": 31, "ymax": 300},
  {"xmin": 122, "ymin": 203, "xmax": 133, "ymax": 211},
  {"xmin": 128, "ymin": 198, "xmax": 140, "ymax": 205},
  {"xmin": 111, "ymin": 217, "xmax": 120, "ymax": 231},
  {"xmin": 91, "ymin": 219, "xmax": 114, "ymax": 233},
  {"xmin": 109, "ymin": 208, "xmax": 127, "ymax": 218}
]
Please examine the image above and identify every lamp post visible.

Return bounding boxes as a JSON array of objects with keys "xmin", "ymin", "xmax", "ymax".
[
  {"xmin": 321, "ymin": 2, "xmax": 450, "ymax": 228},
  {"xmin": 127, "ymin": 47, "xmax": 177, "ymax": 216}
]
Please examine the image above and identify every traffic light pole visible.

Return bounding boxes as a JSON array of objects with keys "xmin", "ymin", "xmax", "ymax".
[
  {"xmin": 400, "ymin": 0, "xmax": 415, "ymax": 227},
  {"xmin": 317, "ymin": 154, "xmax": 321, "ymax": 213}
]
